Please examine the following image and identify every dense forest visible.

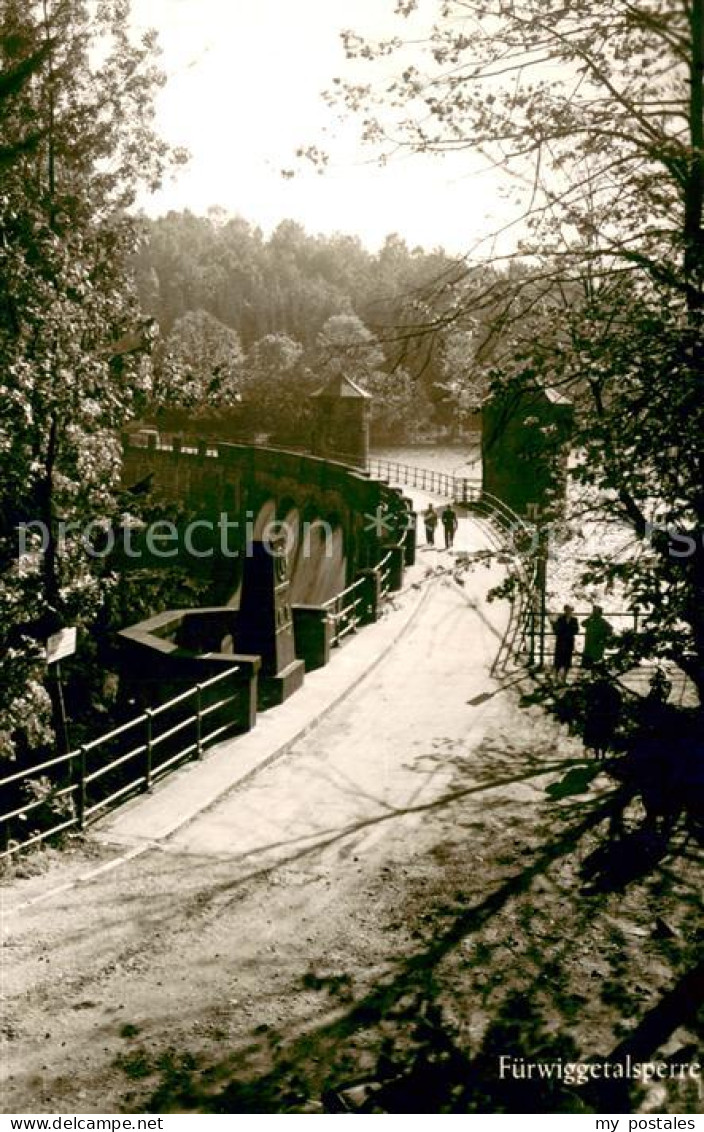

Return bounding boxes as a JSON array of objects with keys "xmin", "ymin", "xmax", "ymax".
[{"xmin": 134, "ymin": 212, "xmax": 490, "ymax": 445}]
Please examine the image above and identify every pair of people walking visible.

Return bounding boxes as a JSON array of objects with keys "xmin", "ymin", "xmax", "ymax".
[{"xmin": 423, "ymin": 503, "xmax": 458, "ymax": 549}]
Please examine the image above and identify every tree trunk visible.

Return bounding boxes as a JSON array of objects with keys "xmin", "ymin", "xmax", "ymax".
[
  {"xmin": 685, "ymin": 0, "xmax": 704, "ymax": 310},
  {"xmin": 39, "ymin": 414, "xmax": 63, "ymax": 632}
]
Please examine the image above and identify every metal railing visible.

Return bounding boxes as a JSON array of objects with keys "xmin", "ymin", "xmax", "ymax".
[
  {"xmin": 320, "ymin": 521, "xmax": 410, "ymax": 643},
  {"xmin": 367, "ymin": 457, "xmax": 480, "ymax": 502},
  {"xmin": 529, "ymin": 608, "xmax": 643, "ymax": 670},
  {"xmin": 372, "ymin": 461, "xmax": 648, "ymax": 673},
  {"xmin": 541, "ymin": 609, "xmax": 642, "ymax": 639},
  {"xmin": 365, "ymin": 457, "xmax": 584, "ymax": 678},
  {"xmin": 366, "ymin": 455, "xmax": 540, "ymax": 669},
  {"xmin": 486, "ymin": 549, "xmax": 541, "ymax": 675},
  {"xmin": 323, "ymin": 576, "xmax": 367, "ymax": 646},
  {"xmin": 364, "ymin": 457, "xmax": 530, "ymax": 541},
  {"xmin": 0, "ymin": 667, "xmax": 246, "ymax": 861},
  {"xmin": 468, "ymin": 490, "xmax": 531, "ymax": 540}
]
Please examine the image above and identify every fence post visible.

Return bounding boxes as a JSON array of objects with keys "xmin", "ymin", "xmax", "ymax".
[
  {"xmin": 145, "ymin": 709, "xmax": 153, "ymax": 793},
  {"xmin": 352, "ymin": 591, "xmax": 361, "ymax": 632},
  {"xmin": 358, "ymin": 568, "xmax": 382, "ymax": 624},
  {"xmin": 196, "ymin": 684, "xmax": 203, "ymax": 759},
  {"xmin": 402, "ymin": 507, "xmax": 417, "ymax": 566},
  {"xmin": 538, "ymin": 596, "xmax": 547, "ymax": 671},
  {"xmin": 536, "ymin": 531, "xmax": 548, "ymax": 669},
  {"xmin": 385, "ymin": 545, "xmax": 406, "ymax": 593},
  {"xmin": 77, "ymin": 746, "xmax": 87, "ymax": 831},
  {"xmin": 330, "ymin": 597, "xmax": 341, "ymax": 647}
]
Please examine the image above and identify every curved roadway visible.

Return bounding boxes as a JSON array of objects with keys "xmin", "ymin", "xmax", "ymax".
[{"xmin": 1, "ymin": 506, "xmax": 523, "ymax": 1113}]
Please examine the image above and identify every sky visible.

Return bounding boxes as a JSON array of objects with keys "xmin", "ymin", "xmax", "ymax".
[{"xmin": 129, "ymin": 0, "xmax": 518, "ymax": 255}]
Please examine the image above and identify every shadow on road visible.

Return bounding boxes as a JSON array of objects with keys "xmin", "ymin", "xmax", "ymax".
[{"xmin": 113, "ymin": 725, "xmax": 702, "ymax": 1115}]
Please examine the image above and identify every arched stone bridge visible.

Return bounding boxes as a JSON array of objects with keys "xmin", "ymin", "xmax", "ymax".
[
  {"xmin": 121, "ymin": 431, "xmax": 415, "ymax": 610},
  {"xmin": 119, "ymin": 431, "xmax": 419, "ymax": 711}
]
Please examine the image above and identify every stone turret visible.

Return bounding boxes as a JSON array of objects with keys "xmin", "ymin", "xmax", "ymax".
[
  {"xmin": 310, "ymin": 374, "xmax": 372, "ymax": 469},
  {"xmin": 482, "ymin": 385, "xmax": 573, "ymax": 517}
]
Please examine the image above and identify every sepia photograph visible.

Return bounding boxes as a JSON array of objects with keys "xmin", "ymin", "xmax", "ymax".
[{"xmin": 0, "ymin": 0, "xmax": 702, "ymax": 1120}]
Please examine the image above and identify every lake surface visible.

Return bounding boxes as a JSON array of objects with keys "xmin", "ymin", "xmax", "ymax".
[{"xmin": 370, "ymin": 442, "xmax": 481, "ymax": 475}]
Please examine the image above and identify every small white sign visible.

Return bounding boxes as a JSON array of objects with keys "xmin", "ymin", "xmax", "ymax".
[{"xmin": 46, "ymin": 627, "xmax": 77, "ymax": 665}]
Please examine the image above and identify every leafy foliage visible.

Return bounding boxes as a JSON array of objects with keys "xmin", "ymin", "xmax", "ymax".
[
  {"xmin": 309, "ymin": 0, "xmax": 704, "ymax": 702},
  {"xmin": 238, "ymin": 332, "xmax": 312, "ymax": 442},
  {"xmin": 161, "ymin": 309, "xmax": 244, "ymax": 408},
  {"xmin": 0, "ymin": 0, "xmax": 184, "ymax": 762},
  {"xmin": 137, "ymin": 217, "xmax": 475, "ymax": 442}
]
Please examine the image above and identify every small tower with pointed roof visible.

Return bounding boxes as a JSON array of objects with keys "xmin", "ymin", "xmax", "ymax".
[{"xmin": 310, "ymin": 373, "xmax": 372, "ymax": 469}]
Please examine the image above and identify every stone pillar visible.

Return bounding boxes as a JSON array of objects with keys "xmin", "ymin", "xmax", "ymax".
[
  {"xmin": 236, "ymin": 539, "xmax": 305, "ymax": 706},
  {"xmin": 400, "ymin": 499, "xmax": 417, "ymax": 566},
  {"xmin": 228, "ymin": 656, "xmax": 260, "ymax": 732},
  {"xmin": 385, "ymin": 546, "xmax": 406, "ymax": 593},
  {"xmin": 292, "ymin": 606, "xmax": 333, "ymax": 671},
  {"xmin": 404, "ymin": 517, "xmax": 417, "ymax": 567}
]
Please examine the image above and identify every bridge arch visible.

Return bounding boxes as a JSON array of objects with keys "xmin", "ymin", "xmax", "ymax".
[{"xmin": 121, "ymin": 432, "xmax": 410, "ymax": 609}]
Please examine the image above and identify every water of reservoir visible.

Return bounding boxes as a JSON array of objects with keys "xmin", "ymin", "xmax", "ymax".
[{"xmin": 370, "ymin": 442, "xmax": 481, "ymax": 476}]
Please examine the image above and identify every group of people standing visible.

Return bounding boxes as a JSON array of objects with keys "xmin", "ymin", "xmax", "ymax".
[
  {"xmin": 552, "ymin": 603, "xmax": 613, "ymax": 681},
  {"xmin": 423, "ymin": 503, "xmax": 459, "ymax": 549}
]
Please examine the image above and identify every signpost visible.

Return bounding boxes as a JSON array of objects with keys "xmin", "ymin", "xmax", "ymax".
[
  {"xmin": 46, "ymin": 627, "xmax": 77, "ymax": 755},
  {"xmin": 46, "ymin": 627, "xmax": 77, "ymax": 666}
]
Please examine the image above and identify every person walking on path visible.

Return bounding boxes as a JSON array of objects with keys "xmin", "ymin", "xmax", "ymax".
[
  {"xmin": 441, "ymin": 503, "xmax": 458, "ymax": 549},
  {"xmin": 582, "ymin": 604, "xmax": 613, "ymax": 668},
  {"xmin": 423, "ymin": 504, "xmax": 439, "ymax": 546},
  {"xmin": 552, "ymin": 603, "xmax": 579, "ymax": 682}
]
